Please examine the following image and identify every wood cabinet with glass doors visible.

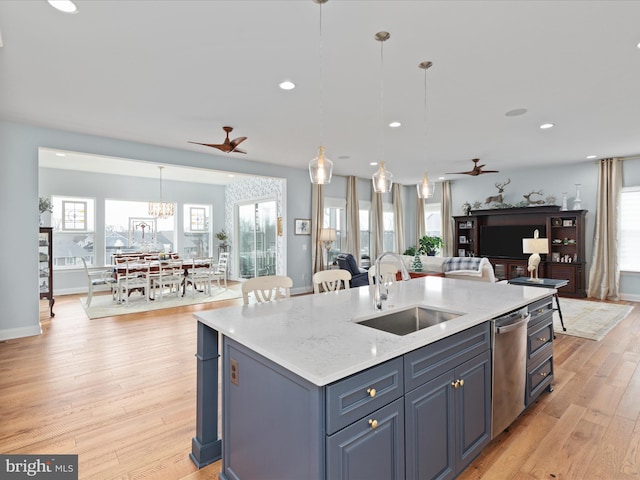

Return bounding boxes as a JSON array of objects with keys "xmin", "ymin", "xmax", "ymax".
[{"xmin": 39, "ymin": 227, "xmax": 55, "ymax": 317}]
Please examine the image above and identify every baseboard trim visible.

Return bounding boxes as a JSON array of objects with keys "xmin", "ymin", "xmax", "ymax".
[{"xmin": 0, "ymin": 324, "xmax": 42, "ymax": 341}]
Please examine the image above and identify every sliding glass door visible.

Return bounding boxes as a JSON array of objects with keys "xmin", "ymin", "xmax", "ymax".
[{"xmin": 236, "ymin": 199, "xmax": 277, "ymax": 278}]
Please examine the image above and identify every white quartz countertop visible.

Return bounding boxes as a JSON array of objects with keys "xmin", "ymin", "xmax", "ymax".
[{"xmin": 194, "ymin": 277, "xmax": 554, "ymax": 386}]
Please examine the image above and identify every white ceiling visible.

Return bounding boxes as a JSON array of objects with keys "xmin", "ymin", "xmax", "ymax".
[{"xmin": 2, "ymin": 0, "xmax": 640, "ymax": 184}]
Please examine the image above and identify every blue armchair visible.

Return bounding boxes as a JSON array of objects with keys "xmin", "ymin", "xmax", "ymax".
[{"xmin": 336, "ymin": 253, "xmax": 369, "ymax": 287}]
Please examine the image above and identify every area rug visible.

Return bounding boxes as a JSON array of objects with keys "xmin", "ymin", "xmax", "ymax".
[
  {"xmin": 553, "ymin": 297, "xmax": 635, "ymax": 341},
  {"xmin": 81, "ymin": 283, "xmax": 243, "ymax": 319}
]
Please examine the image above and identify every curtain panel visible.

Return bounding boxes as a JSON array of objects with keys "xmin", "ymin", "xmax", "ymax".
[
  {"xmin": 311, "ymin": 183, "xmax": 325, "ymax": 275},
  {"xmin": 345, "ymin": 176, "xmax": 360, "ymax": 260},
  {"xmin": 392, "ymin": 184, "xmax": 405, "ymax": 254},
  {"xmin": 441, "ymin": 181, "xmax": 455, "ymax": 257},
  {"xmin": 587, "ymin": 158, "xmax": 622, "ymax": 300}
]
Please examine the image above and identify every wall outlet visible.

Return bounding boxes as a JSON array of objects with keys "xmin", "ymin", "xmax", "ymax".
[{"xmin": 230, "ymin": 358, "xmax": 239, "ymax": 386}]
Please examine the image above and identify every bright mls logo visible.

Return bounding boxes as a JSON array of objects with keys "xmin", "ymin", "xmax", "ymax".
[{"xmin": 0, "ymin": 455, "xmax": 78, "ymax": 479}]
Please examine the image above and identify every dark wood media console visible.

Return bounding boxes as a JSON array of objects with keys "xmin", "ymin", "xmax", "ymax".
[{"xmin": 454, "ymin": 206, "xmax": 587, "ymax": 298}]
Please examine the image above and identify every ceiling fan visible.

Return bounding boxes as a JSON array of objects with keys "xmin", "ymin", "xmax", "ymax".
[
  {"xmin": 189, "ymin": 126, "xmax": 248, "ymax": 154},
  {"xmin": 447, "ymin": 158, "xmax": 499, "ymax": 176}
]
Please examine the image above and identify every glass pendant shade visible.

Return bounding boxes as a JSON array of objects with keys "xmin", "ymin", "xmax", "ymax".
[
  {"xmin": 148, "ymin": 166, "xmax": 174, "ymax": 219},
  {"xmin": 309, "ymin": 146, "xmax": 333, "ymax": 184},
  {"xmin": 372, "ymin": 161, "xmax": 393, "ymax": 193},
  {"xmin": 416, "ymin": 172, "xmax": 434, "ymax": 199}
]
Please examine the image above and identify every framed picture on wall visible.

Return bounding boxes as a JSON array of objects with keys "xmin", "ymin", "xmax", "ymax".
[
  {"xmin": 294, "ymin": 218, "xmax": 311, "ymax": 235},
  {"xmin": 459, "ymin": 235, "xmax": 467, "ymax": 244}
]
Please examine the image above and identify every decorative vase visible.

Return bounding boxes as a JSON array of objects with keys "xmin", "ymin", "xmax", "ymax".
[
  {"xmin": 462, "ymin": 202, "xmax": 471, "ymax": 216},
  {"xmin": 572, "ymin": 184, "xmax": 582, "ymax": 210},
  {"xmin": 411, "ymin": 253, "xmax": 423, "ymax": 272},
  {"xmin": 561, "ymin": 192, "xmax": 568, "ymax": 211}
]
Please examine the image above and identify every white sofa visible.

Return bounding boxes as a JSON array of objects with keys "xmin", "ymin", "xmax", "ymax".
[{"xmin": 397, "ymin": 255, "xmax": 496, "ymax": 282}]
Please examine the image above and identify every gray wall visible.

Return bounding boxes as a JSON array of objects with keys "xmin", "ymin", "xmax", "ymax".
[{"xmin": 0, "ymin": 121, "xmax": 312, "ymax": 341}]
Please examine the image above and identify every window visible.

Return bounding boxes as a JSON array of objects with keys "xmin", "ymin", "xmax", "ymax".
[
  {"xmin": 620, "ymin": 187, "xmax": 640, "ymax": 272},
  {"xmin": 183, "ymin": 204, "xmax": 211, "ymax": 258},
  {"xmin": 324, "ymin": 198, "xmax": 345, "ymax": 264},
  {"xmin": 105, "ymin": 200, "xmax": 175, "ymax": 261},
  {"xmin": 425, "ymin": 203, "xmax": 442, "ymax": 237},
  {"xmin": 51, "ymin": 196, "xmax": 95, "ymax": 267},
  {"xmin": 359, "ymin": 202, "xmax": 370, "ymax": 262},
  {"xmin": 382, "ymin": 202, "xmax": 395, "ymax": 252}
]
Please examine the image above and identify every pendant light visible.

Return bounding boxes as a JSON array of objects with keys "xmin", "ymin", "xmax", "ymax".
[
  {"xmin": 309, "ymin": 0, "xmax": 333, "ymax": 184},
  {"xmin": 417, "ymin": 60, "xmax": 435, "ymax": 199},
  {"xmin": 372, "ymin": 31, "xmax": 393, "ymax": 193},
  {"xmin": 148, "ymin": 166, "xmax": 174, "ymax": 218}
]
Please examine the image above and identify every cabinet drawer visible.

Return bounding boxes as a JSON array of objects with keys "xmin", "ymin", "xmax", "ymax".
[
  {"xmin": 326, "ymin": 357, "xmax": 403, "ymax": 435},
  {"xmin": 528, "ymin": 297, "xmax": 553, "ymax": 324},
  {"xmin": 527, "ymin": 315, "xmax": 553, "ymax": 361},
  {"xmin": 404, "ymin": 323, "xmax": 490, "ymax": 392},
  {"xmin": 526, "ymin": 350, "xmax": 553, "ymax": 405}
]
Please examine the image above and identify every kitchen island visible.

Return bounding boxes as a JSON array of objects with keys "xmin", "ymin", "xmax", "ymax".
[{"xmin": 192, "ymin": 276, "xmax": 554, "ymax": 479}]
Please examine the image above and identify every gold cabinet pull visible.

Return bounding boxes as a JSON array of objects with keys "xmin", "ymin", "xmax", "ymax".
[
  {"xmin": 366, "ymin": 388, "xmax": 376, "ymax": 398},
  {"xmin": 451, "ymin": 380, "xmax": 459, "ymax": 389},
  {"xmin": 538, "ymin": 337, "xmax": 548, "ymax": 342},
  {"xmin": 368, "ymin": 419, "xmax": 378, "ymax": 429},
  {"xmin": 539, "ymin": 372, "xmax": 548, "ymax": 377},
  {"xmin": 459, "ymin": 379, "xmax": 465, "ymax": 387}
]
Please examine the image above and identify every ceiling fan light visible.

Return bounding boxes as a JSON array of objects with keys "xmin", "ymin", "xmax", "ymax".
[
  {"xmin": 416, "ymin": 172, "xmax": 434, "ymax": 199},
  {"xmin": 309, "ymin": 146, "xmax": 333, "ymax": 184},
  {"xmin": 372, "ymin": 161, "xmax": 393, "ymax": 193}
]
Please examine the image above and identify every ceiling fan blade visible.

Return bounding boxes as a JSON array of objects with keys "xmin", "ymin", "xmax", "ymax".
[
  {"xmin": 188, "ymin": 141, "xmax": 231, "ymax": 151},
  {"xmin": 478, "ymin": 170, "xmax": 499, "ymax": 174},
  {"xmin": 445, "ymin": 170, "xmax": 474, "ymax": 175},
  {"xmin": 230, "ymin": 147, "xmax": 247, "ymax": 154},
  {"xmin": 230, "ymin": 136, "xmax": 247, "ymax": 147}
]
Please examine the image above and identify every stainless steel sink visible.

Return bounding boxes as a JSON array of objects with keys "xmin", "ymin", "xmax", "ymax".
[{"xmin": 356, "ymin": 307, "xmax": 462, "ymax": 336}]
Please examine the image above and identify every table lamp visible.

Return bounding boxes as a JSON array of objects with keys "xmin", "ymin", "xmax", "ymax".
[
  {"xmin": 522, "ymin": 229, "xmax": 549, "ymax": 282},
  {"xmin": 320, "ymin": 228, "xmax": 337, "ymax": 270}
]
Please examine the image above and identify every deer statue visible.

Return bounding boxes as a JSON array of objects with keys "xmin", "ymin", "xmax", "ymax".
[
  {"xmin": 485, "ymin": 178, "xmax": 511, "ymax": 205},
  {"xmin": 523, "ymin": 190, "xmax": 546, "ymax": 205}
]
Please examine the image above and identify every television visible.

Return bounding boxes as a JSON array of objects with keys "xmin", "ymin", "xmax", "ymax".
[{"xmin": 479, "ymin": 225, "xmax": 546, "ymax": 259}]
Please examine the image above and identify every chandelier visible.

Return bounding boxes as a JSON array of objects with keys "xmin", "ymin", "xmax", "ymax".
[
  {"xmin": 417, "ymin": 61, "xmax": 435, "ymax": 199},
  {"xmin": 372, "ymin": 31, "xmax": 393, "ymax": 193},
  {"xmin": 148, "ymin": 166, "xmax": 174, "ymax": 218},
  {"xmin": 309, "ymin": 0, "xmax": 333, "ymax": 184}
]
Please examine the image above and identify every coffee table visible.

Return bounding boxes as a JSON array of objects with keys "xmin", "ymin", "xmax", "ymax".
[{"xmin": 507, "ymin": 277, "xmax": 568, "ymax": 331}]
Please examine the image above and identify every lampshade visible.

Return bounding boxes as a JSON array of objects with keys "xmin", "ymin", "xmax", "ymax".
[
  {"xmin": 148, "ymin": 166, "xmax": 174, "ymax": 219},
  {"xmin": 372, "ymin": 161, "xmax": 393, "ymax": 193},
  {"xmin": 309, "ymin": 146, "xmax": 333, "ymax": 184},
  {"xmin": 522, "ymin": 229, "xmax": 549, "ymax": 254},
  {"xmin": 416, "ymin": 171, "xmax": 434, "ymax": 199},
  {"xmin": 320, "ymin": 228, "xmax": 337, "ymax": 242}
]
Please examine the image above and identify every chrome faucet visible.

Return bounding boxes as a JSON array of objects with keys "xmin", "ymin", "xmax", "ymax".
[{"xmin": 373, "ymin": 251, "xmax": 411, "ymax": 310}]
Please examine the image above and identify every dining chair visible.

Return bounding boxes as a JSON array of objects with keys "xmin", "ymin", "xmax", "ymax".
[
  {"xmin": 367, "ymin": 263, "xmax": 399, "ymax": 285},
  {"xmin": 151, "ymin": 259, "xmax": 184, "ymax": 301},
  {"xmin": 80, "ymin": 257, "xmax": 116, "ymax": 308},
  {"xmin": 241, "ymin": 275, "xmax": 293, "ymax": 305},
  {"xmin": 117, "ymin": 260, "xmax": 151, "ymax": 305},
  {"xmin": 312, "ymin": 269, "xmax": 352, "ymax": 294},
  {"xmin": 185, "ymin": 257, "xmax": 214, "ymax": 297},
  {"xmin": 211, "ymin": 252, "xmax": 229, "ymax": 290}
]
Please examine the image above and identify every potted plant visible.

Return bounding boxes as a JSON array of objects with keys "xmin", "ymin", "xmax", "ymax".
[
  {"xmin": 39, "ymin": 197, "xmax": 53, "ymax": 226},
  {"xmin": 215, "ymin": 229, "xmax": 228, "ymax": 247},
  {"xmin": 418, "ymin": 235, "xmax": 443, "ymax": 256}
]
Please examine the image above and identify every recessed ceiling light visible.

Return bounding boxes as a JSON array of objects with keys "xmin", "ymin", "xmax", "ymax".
[
  {"xmin": 438, "ymin": 176, "xmax": 445, "ymax": 180},
  {"xmin": 228, "ymin": 174, "xmax": 235, "ymax": 178},
  {"xmin": 505, "ymin": 108, "xmax": 528, "ymax": 117},
  {"xmin": 55, "ymin": 152, "xmax": 66, "ymax": 157},
  {"xmin": 279, "ymin": 81, "xmax": 295, "ymax": 90},
  {"xmin": 389, "ymin": 121, "xmax": 401, "ymax": 128},
  {"xmin": 637, "ymin": 42, "xmax": 640, "ymax": 49},
  {"xmin": 337, "ymin": 155, "xmax": 350, "ymax": 160},
  {"xmin": 47, "ymin": 0, "xmax": 78, "ymax": 14},
  {"xmin": 586, "ymin": 155, "xmax": 597, "ymax": 159},
  {"xmin": 369, "ymin": 162, "xmax": 378, "ymax": 166},
  {"xmin": 539, "ymin": 123, "xmax": 555, "ymax": 129}
]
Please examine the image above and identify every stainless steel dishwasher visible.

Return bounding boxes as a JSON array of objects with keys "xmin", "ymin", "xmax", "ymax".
[{"xmin": 491, "ymin": 306, "xmax": 530, "ymax": 439}]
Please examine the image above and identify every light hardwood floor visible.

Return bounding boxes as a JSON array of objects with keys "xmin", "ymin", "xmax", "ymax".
[{"xmin": 0, "ymin": 294, "xmax": 637, "ymax": 479}]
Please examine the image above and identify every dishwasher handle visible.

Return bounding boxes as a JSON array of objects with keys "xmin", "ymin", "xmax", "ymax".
[{"xmin": 496, "ymin": 314, "xmax": 531, "ymax": 334}]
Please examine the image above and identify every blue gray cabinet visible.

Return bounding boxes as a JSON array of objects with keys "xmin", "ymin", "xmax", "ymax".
[
  {"xmin": 526, "ymin": 297, "xmax": 554, "ymax": 406},
  {"xmin": 405, "ymin": 323, "xmax": 492, "ymax": 480}
]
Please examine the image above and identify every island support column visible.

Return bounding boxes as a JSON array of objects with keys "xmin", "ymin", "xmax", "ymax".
[{"xmin": 190, "ymin": 321, "xmax": 222, "ymax": 468}]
